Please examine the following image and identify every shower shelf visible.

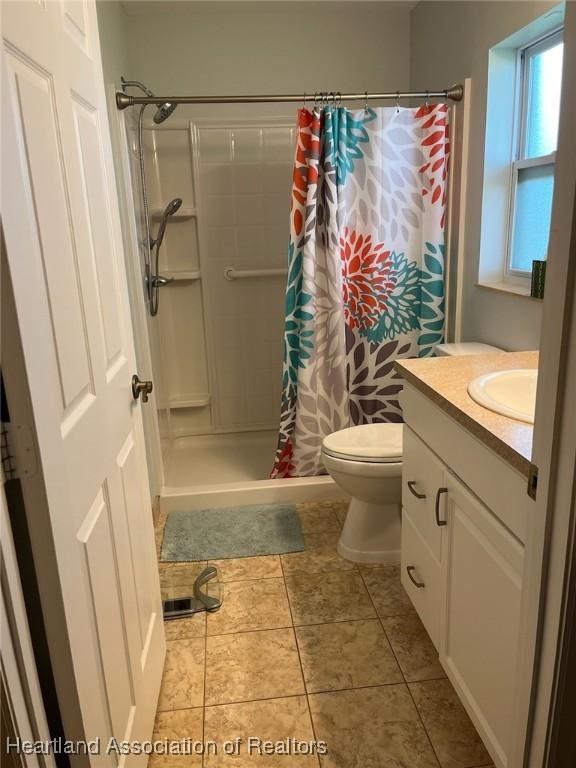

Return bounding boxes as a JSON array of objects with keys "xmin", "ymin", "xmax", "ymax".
[
  {"xmin": 164, "ymin": 394, "xmax": 211, "ymax": 409},
  {"xmin": 163, "ymin": 270, "xmax": 201, "ymax": 282},
  {"xmin": 151, "ymin": 207, "xmax": 197, "ymax": 219}
]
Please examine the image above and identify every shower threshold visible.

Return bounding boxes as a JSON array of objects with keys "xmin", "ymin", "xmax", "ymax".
[{"xmin": 161, "ymin": 475, "xmax": 347, "ymax": 514}]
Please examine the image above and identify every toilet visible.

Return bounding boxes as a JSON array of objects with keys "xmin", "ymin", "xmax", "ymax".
[{"xmin": 322, "ymin": 341, "xmax": 503, "ymax": 564}]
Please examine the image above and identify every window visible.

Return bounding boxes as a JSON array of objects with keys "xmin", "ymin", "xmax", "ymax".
[{"xmin": 508, "ymin": 30, "xmax": 564, "ymax": 276}]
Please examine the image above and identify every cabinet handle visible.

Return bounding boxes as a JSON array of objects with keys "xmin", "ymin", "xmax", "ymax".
[
  {"xmin": 407, "ymin": 481, "xmax": 426, "ymax": 499},
  {"xmin": 406, "ymin": 565, "xmax": 425, "ymax": 588},
  {"xmin": 435, "ymin": 487, "xmax": 448, "ymax": 526}
]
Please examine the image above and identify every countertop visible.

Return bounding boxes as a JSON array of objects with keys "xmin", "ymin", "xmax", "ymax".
[{"xmin": 395, "ymin": 351, "xmax": 538, "ymax": 477}]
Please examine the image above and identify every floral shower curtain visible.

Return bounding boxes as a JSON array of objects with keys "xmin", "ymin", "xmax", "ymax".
[{"xmin": 272, "ymin": 104, "xmax": 450, "ymax": 478}]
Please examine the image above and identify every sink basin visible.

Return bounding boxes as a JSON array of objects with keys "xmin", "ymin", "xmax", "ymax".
[{"xmin": 467, "ymin": 369, "xmax": 538, "ymax": 424}]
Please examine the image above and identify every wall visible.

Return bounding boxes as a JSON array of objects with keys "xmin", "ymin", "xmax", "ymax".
[
  {"xmin": 122, "ymin": 1, "xmax": 411, "ymax": 120},
  {"xmin": 97, "ymin": 0, "xmax": 130, "ymax": 87},
  {"xmin": 410, "ymin": 0, "xmax": 560, "ymax": 351}
]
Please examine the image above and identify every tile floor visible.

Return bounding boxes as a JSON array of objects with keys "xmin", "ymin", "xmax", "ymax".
[{"xmin": 154, "ymin": 501, "xmax": 495, "ymax": 768}]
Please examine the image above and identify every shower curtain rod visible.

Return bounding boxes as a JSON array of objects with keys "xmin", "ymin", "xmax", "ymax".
[{"xmin": 115, "ymin": 84, "xmax": 464, "ymax": 110}]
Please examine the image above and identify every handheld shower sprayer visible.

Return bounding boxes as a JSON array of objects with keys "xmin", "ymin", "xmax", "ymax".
[
  {"xmin": 146, "ymin": 198, "xmax": 183, "ymax": 316},
  {"xmin": 121, "ymin": 76, "xmax": 180, "ymax": 316},
  {"xmin": 152, "ymin": 198, "xmax": 182, "ymax": 251}
]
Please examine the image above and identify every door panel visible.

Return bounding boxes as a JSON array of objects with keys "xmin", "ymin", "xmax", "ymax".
[
  {"xmin": 5, "ymin": 50, "xmax": 94, "ymax": 410},
  {"xmin": 61, "ymin": 0, "xmax": 90, "ymax": 53},
  {"xmin": 77, "ymin": 488, "xmax": 135, "ymax": 741},
  {"xmin": 2, "ymin": 1, "xmax": 165, "ymax": 761},
  {"xmin": 72, "ymin": 98, "xmax": 125, "ymax": 370}
]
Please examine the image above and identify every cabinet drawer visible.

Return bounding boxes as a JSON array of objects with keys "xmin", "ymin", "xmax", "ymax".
[
  {"xmin": 401, "ymin": 509, "xmax": 443, "ymax": 648},
  {"xmin": 402, "ymin": 426, "xmax": 445, "ymax": 563}
]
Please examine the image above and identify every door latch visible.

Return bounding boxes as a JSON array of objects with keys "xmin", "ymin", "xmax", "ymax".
[{"xmin": 131, "ymin": 375, "xmax": 153, "ymax": 403}]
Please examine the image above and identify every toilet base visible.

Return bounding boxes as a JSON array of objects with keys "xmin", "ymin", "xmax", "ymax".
[{"xmin": 337, "ymin": 497, "xmax": 401, "ymax": 565}]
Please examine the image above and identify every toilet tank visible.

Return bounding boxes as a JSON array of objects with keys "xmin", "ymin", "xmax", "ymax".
[{"xmin": 435, "ymin": 342, "xmax": 503, "ymax": 356}]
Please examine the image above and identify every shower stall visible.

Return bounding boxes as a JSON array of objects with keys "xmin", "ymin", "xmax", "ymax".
[
  {"xmin": 116, "ymin": 80, "xmax": 465, "ymax": 509},
  {"xmin": 119, "ymin": 91, "xmax": 338, "ymax": 504}
]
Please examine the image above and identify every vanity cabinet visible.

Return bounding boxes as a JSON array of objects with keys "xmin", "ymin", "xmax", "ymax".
[
  {"xmin": 401, "ymin": 426, "xmax": 445, "ymax": 645},
  {"xmin": 400, "ymin": 386, "xmax": 527, "ymax": 768}
]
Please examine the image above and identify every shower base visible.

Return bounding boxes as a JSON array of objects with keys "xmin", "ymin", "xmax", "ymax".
[
  {"xmin": 164, "ymin": 430, "xmax": 279, "ymax": 486},
  {"xmin": 161, "ymin": 429, "xmax": 346, "ymax": 512}
]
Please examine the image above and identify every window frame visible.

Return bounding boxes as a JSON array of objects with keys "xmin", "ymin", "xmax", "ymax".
[{"xmin": 505, "ymin": 27, "xmax": 563, "ymax": 281}]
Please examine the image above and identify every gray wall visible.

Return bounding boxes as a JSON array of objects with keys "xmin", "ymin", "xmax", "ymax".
[
  {"xmin": 410, "ymin": 0, "xmax": 559, "ymax": 351},
  {"xmin": 120, "ymin": 1, "xmax": 411, "ymax": 120},
  {"xmin": 97, "ymin": 0, "xmax": 130, "ymax": 89}
]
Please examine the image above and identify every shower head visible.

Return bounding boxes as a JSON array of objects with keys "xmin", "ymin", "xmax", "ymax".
[
  {"xmin": 121, "ymin": 77, "xmax": 178, "ymax": 124},
  {"xmin": 165, "ymin": 198, "xmax": 182, "ymax": 217},
  {"xmin": 153, "ymin": 102, "xmax": 178, "ymax": 124},
  {"xmin": 152, "ymin": 198, "xmax": 183, "ymax": 250}
]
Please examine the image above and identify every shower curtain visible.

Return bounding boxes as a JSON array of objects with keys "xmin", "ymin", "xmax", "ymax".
[{"xmin": 272, "ymin": 104, "xmax": 450, "ymax": 478}]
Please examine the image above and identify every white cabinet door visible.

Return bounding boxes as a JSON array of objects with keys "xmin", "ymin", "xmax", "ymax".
[
  {"xmin": 401, "ymin": 510, "xmax": 443, "ymax": 647},
  {"xmin": 402, "ymin": 426, "xmax": 446, "ymax": 563},
  {"xmin": 2, "ymin": 0, "xmax": 165, "ymax": 761},
  {"xmin": 440, "ymin": 471, "xmax": 523, "ymax": 768}
]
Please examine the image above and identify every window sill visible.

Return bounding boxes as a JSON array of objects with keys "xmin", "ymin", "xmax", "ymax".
[{"xmin": 476, "ymin": 281, "xmax": 543, "ymax": 301}]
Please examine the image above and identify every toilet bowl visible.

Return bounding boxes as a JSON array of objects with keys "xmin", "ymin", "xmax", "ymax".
[
  {"xmin": 322, "ymin": 424, "xmax": 403, "ymax": 564},
  {"xmin": 323, "ymin": 341, "xmax": 503, "ymax": 564}
]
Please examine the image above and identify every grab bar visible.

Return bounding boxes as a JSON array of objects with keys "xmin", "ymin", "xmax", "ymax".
[{"xmin": 224, "ymin": 267, "xmax": 287, "ymax": 281}]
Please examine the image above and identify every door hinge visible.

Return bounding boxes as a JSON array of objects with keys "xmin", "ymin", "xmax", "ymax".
[
  {"xmin": 1, "ymin": 422, "xmax": 38, "ymax": 483},
  {"xmin": 528, "ymin": 462, "xmax": 539, "ymax": 500}
]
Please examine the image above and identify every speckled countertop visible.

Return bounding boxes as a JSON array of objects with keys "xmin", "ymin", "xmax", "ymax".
[{"xmin": 395, "ymin": 351, "xmax": 538, "ymax": 476}]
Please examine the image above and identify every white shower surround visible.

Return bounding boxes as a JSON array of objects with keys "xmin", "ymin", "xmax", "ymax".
[{"xmin": 125, "ymin": 114, "xmax": 343, "ymax": 500}]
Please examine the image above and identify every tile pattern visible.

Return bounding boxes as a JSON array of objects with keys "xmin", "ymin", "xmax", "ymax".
[
  {"xmin": 295, "ymin": 620, "xmax": 403, "ymax": 692},
  {"xmin": 308, "ymin": 686, "xmax": 439, "ymax": 768},
  {"xmin": 285, "ymin": 570, "xmax": 376, "ymax": 625},
  {"xmin": 158, "ymin": 638, "xmax": 205, "ymax": 711},
  {"xmin": 409, "ymin": 679, "xmax": 492, "ymax": 768},
  {"xmin": 382, "ymin": 614, "xmax": 446, "ymax": 682},
  {"xmin": 208, "ymin": 554, "xmax": 282, "ymax": 582},
  {"xmin": 154, "ymin": 501, "xmax": 491, "ymax": 767},
  {"xmin": 281, "ymin": 532, "xmax": 356, "ymax": 575},
  {"xmin": 204, "ymin": 697, "xmax": 318, "ymax": 767},
  {"xmin": 150, "ymin": 708, "xmax": 204, "ymax": 768},
  {"xmin": 205, "ymin": 628, "xmax": 304, "ymax": 705}
]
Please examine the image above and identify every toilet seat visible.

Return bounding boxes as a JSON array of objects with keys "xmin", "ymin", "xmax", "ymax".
[{"xmin": 322, "ymin": 423, "xmax": 403, "ymax": 463}]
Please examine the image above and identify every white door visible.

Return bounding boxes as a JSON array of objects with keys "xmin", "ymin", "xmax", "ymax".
[{"xmin": 1, "ymin": 0, "xmax": 165, "ymax": 761}]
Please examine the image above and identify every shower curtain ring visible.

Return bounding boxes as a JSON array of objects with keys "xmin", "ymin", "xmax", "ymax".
[
  {"xmin": 364, "ymin": 91, "xmax": 368, "ymax": 111},
  {"xmin": 425, "ymin": 90, "xmax": 430, "ymax": 109},
  {"xmin": 330, "ymin": 91, "xmax": 335, "ymax": 107},
  {"xmin": 336, "ymin": 91, "xmax": 342, "ymax": 106},
  {"xmin": 303, "ymin": 92, "xmax": 307, "ymax": 108},
  {"xmin": 396, "ymin": 91, "xmax": 400, "ymax": 113}
]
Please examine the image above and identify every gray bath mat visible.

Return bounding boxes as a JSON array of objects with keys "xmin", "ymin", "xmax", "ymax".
[{"xmin": 161, "ymin": 503, "xmax": 304, "ymax": 562}]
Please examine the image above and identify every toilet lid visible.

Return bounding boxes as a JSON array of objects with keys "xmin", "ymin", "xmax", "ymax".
[{"xmin": 322, "ymin": 423, "xmax": 403, "ymax": 463}]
